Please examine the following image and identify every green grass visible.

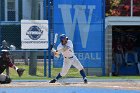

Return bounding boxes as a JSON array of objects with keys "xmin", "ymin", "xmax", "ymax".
[
  {"xmin": 5, "ymin": 65, "xmax": 140, "ymax": 80},
  {"xmin": 88, "ymin": 76, "xmax": 140, "ymax": 79},
  {"xmin": 7, "ymin": 65, "xmax": 83, "ymax": 80}
]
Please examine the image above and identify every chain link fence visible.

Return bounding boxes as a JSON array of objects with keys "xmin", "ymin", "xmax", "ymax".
[
  {"xmin": 0, "ymin": 25, "xmax": 21, "ymax": 49},
  {"xmin": 0, "ymin": 0, "xmax": 54, "ymax": 80},
  {"xmin": 0, "ymin": 0, "xmax": 100, "ymax": 81},
  {"xmin": 0, "ymin": 18, "xmax": 48, "ymax": 79}
]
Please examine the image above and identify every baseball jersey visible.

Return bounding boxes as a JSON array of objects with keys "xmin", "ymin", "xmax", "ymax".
[{"xmin": 57, "ymin": 40, "xmax": 74, "ymax": 57}]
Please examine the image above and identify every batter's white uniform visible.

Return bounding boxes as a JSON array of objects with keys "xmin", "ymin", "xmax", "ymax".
[{"xmin": 57, "ymin": 40, "xmax": 84, "ymax": 76}]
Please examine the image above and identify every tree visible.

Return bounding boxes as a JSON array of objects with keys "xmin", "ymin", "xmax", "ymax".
[{"xmin": 106, "ymin": 0, "xmax": 140, "ymax": 16}]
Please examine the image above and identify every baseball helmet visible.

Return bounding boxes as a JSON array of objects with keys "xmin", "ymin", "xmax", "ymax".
[
  {"xmin": 1, "ymin": 49, "xmax": 9, "ymax": 56},
  {"xmin": 60, "ymin": 34, "xmax": 67, "ymax": 41}
]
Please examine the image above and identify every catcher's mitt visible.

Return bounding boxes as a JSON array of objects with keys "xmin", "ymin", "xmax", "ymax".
[{"xmin": 17, "ymin": 68, "xmax": 25, "ymax": 77}]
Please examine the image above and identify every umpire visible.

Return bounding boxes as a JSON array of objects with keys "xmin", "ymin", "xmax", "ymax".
[{"xmin": 0, "ymin": 40, "xmax": 25, "ymax": 84}]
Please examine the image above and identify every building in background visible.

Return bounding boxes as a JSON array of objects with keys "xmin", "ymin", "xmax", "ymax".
[
  {"xmin": 0, "ymin": 0, "xmax": 53, "ymax": 49},
  {"xmin": 105, "ymin": 0, "xmax": 140, "ymax": 75}
]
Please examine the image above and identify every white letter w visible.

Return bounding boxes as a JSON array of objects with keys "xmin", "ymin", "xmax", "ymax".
[{"xmin": 58, "ymin": 4, "xmax": 95, "ymax": 48}]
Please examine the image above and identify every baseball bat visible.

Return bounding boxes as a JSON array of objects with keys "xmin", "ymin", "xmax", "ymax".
[
  {"xmin": 51, "ymin": 33, "xmax": 58, "ymax": 52},
  {"xmin": 54, "ymin": 33, "xmax": 58, "ymax": 45}
]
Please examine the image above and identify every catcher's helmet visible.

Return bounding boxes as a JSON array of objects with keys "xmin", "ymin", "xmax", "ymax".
[{"xmin": 1, "ymin": 49, "xmax": 9, "ymax": 56}]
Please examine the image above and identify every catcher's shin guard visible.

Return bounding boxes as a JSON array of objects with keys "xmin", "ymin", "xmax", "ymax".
[{"xmin": 0, "ymin": 76, "xmax": 11, "ymax": 84}]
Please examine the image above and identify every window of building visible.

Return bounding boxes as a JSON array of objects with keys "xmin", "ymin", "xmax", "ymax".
[
  {"xmin": 0, "ymin": 0, "xmax": 5, "ymax": 21},
  {"xmin": 133, "ymin": 0, "xmax": 140, "ymax": 16},
  {"xmin": 7, "ymin": 0, "xmax": 16, "ymax": 21},
  {"xmin": 1, "ymin": 0, "xmax": 19, "ymax": 21}
]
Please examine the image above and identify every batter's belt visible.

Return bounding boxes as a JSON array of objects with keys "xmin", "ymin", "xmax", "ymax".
[{"xmin": 64, "ymin": 56, "xmax": 73, "ymax": 59}]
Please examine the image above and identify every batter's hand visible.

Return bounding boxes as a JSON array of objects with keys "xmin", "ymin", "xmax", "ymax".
[{"xmin": 54, "ymin": 51, "xmax": 60, "ymax": 58}]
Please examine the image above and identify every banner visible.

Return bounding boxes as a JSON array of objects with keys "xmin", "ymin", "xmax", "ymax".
[
  {"xmin": 53, "ymin": 0, "xmax": 104, "ymax": 68},
  {"xmin": 21, "ymin": 20, "xmax": 48, "ymax": 49},
  {"xmin": 54, "ymin": 51, "xmax": 102, "ymax": 68}
]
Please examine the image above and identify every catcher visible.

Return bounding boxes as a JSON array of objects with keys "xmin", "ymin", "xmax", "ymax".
[{"xmin": 0, "ymin": 50, "xmax": 25, "ymax": 84}]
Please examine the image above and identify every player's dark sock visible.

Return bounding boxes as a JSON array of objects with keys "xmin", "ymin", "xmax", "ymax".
[
  {"xmin": 56, "ymin": 73, "xmax": 62, "ymax": 80},
  {"xmin": 80, "ymin": 69, "xmax": 86, "ymax": 79}
]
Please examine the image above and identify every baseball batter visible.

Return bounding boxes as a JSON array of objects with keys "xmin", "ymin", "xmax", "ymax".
[{"xmin": 49, "ymin": 34, "xmax": 88, "ymax": 83}]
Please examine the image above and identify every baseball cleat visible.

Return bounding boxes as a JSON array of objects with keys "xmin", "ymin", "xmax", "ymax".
[
  {"xmin": 49, "ymin": 79, "xmax": 57, "ymax": 83},
  {"xmin": 84, "ymin": 79, "xmax": 88, "ymax": 84}
]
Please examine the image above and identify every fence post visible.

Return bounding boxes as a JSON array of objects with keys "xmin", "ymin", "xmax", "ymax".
[
  {"xmin": 44, "ymin": 49, "xmax": 47, "ymax": 77},
  {"xmin": 0, "ymin": 0, "xmax": 1, "ymax": 43},
  {"xmin": 43, "ymin": 0, "xmax": 48, "ymax": 77},
  {"xmin": 24, "ymin": 51, "xmax": 29, "ymax": 65},
  {"xmin": 102, "ymin": 0, "xmax": 106, "ymax": 76},
  {"xmin": 131, "ymin": 0, "xmax": 133, "ymax": 17},
  {"xmin": 48, "ymin": 0, "xmax": 51, "ymax": 78}
]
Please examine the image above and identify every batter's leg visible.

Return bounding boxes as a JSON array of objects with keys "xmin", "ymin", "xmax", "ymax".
[
  {"xmin": 72, "ymin": 56, "xmax": 88, "ymax": 83},
  {"xmin": 49, "ymin": 59, "xmax": 72, "ymax": 83}
]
